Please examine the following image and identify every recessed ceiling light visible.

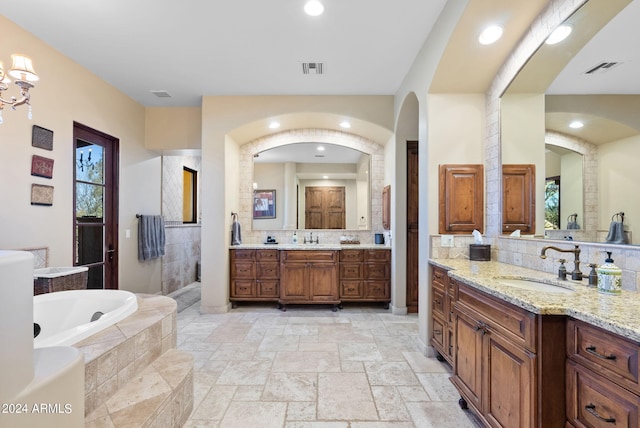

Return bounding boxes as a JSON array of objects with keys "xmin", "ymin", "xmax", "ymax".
[
  {"xmin": 269, "ymin": 121, "xmax": 280, "ymax": 129},
  {"xmin": 317, "ymin": 146, "xmax": 325, "ymax": 151},
  {"xmin": 545, "ymin": 25, "xmax": 572, "ymax": 45},
  {"xmin": 304, "ymin": 0, "xmax": 324, "ymax": 16},
  {"xmin": 569, "ymin": 121, "xmax": 584, "ymax": 129},
  {"xmin": 339, "ymin": 121, "xmax": 351, "ymax": 129},
  {"xmin": 478, "ymin": 25, "xmax": 503, "ymax": 45},
  {"xmin": 322, "ymin": 175, "xmax": 329, "ymax": 179}
]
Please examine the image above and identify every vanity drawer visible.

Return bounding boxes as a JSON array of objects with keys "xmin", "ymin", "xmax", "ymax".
[
  {"xmin": 340, "ymin": 281, "xmax": 363, "ymax": 298},
  {"xmin": 282, "ymin": 250, "xmax": 337, "ymax": 262},
  {"xmin": 364, "ymin": 281, "xmax": 389, "ymax": 299},
  {"xmin": 567, "ymin": 359, "xmax": 639, "ymax": 428},
  {"xmin": 257, "ymin": 262, "xmax": 279, "ymax": 279},
  {"xmin": 232, "ymin": 249, "xmax": 255, "ymax": 261},
  {"xmin": 231, "ymin": 262, "xmax": 255, "ymax": 279},
  {"xmin": 431, "ymin": 315, "xmax": 445, "ymax": 349},
  {"xmin": 455, "ymin": 282, "xmax": 537, "ymax": 351},
  {"xmin": 340, "ymin": 263, "xmax": 363, "ymax": 279},
  {"xmin": 364, "ymin": 263, "xmax": 390, "ymax": 280},
  {"xmin": 257, "ymin": 280, "xmax": 279, "ymax": 298},
  {"xmin": 232, "ymin": 280, "xmax": 255, "ymax": 297},
  {"xmin": 431, "ymin": 266, "xmax": 448, "ymax": 288},
  {"xmin": 432, "ymin": 286, "xmax": 446, "ymax": 318},
  {"xmin": 364, "ymin": 250, "xmax": 390, "ymax": 261},
  {"xmin": 340, "ymin": 250, "xmax": 363, "ymax": 262},
  {"xmin": 567, "ymin": 319, "xmax": 639, "ymax": 394},
  {"xmin": 256, "ymin": 250, "xmax": 279, "ymax": 261}
]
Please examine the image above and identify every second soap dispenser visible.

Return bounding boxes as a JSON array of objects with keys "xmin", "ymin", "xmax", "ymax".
[{"xmin": 596, "ymin": 251, "xmax": 622, "ymax": 294}]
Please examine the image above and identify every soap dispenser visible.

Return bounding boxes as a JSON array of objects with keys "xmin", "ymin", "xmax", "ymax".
[{"xmin": 596, "ymin": 252, "xmax": 622, "ymax": 294}]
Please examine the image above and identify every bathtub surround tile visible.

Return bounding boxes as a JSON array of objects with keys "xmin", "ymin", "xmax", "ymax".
[{"xmin": 179, "ymin": 303, "xmax": 481, "ymax": 427}]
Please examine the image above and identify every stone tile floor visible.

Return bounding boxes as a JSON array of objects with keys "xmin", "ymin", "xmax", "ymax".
[{"xmin": 177, "ymin": 302, "xmax": 482, "ymax": 428}]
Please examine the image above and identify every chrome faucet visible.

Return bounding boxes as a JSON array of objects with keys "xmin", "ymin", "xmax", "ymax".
[{"xmin": 540, "ymin": 245, "xmax": 582, "ymax": 280}]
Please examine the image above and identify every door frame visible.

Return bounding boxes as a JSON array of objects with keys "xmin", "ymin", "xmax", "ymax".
[{"xmin": 73, "ymin": 122, "xmax": 119, "ymax": 289}]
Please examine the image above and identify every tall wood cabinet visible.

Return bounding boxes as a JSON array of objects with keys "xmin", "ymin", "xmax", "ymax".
[
  {"xmin": 279, "ymin": 250, "xmax": 340, "ymax": 311},
  {"xmin": 439, "ymin": 164, "xmax": 484, "ymax": 234},
  {"xmin": 451, "ymin": 281, "xmax": 566, "ymax": 427},
  {"xmin": 503, "ymin": 164, "xmax": 535, "ymax": 234}
]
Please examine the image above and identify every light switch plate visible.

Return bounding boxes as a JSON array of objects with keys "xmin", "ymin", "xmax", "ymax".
[{"xmin": 441, "ymin": 234, "xmax": 454, "ymax": 247}]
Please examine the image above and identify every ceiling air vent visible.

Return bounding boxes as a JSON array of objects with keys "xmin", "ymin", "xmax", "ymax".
[
  {"xmin": 150, "ymin": 90, "xmax": 172, "ymax": 98},
  {"xmin": 302, "ymin": 62, "xmax": 325, "ymax": 75},
  {"xmin": 583, "ymin": 61, "xmax": 621, "ymax": 75}
]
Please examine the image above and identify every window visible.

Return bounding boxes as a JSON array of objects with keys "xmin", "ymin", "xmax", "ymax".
[
  {"xmin": 183, "ymin": 167, "xmax": 197, "ymax": 223},
  {"xmin": 545, "ymin": 176, "xmax": 560, "ymax": 229}
]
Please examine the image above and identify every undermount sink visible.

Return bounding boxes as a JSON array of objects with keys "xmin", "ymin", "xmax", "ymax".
[{"xmin": 496, "ymin": 278, "xmax": 575, "ymax": 294}]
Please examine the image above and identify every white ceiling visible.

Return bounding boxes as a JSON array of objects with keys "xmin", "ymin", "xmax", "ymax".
[
  {"xmin": 0, "ymin": 0, "xmax": 448, "ymax": 107},
  {"xmin": 254, "ymin": 142, "xmax": 365, "ymax": 164}
]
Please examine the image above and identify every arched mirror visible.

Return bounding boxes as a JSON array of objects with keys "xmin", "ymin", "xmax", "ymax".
[{"xmin": 252, "ymin": 142, "xmax": 371, "ymax": 231}]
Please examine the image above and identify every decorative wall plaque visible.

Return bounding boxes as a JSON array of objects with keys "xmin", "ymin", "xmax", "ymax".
[
  {"xmin": 31, "ymin": 155, "xmax": 54, "ymax": 179},
  {"xmin": 31, "ymin": 184, "xmax": 54, "ymax": 206},
  {"xmin": 32, "ymin": 125, "xmax": 54, "ymax": 151}
]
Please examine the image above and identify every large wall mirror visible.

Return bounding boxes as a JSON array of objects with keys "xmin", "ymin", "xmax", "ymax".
[
  {"xmin": 252, "ymin": 142, "xmax": 371, "ymax": 231},
  {"xmin": 501, "ymin": 0, "xmax": 640, "ymax": 244}
]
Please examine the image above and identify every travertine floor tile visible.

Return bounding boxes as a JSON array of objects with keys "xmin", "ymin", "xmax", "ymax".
[{"xmin": 178, "ymin": 303, "xmax": 482, "ymax": 428}]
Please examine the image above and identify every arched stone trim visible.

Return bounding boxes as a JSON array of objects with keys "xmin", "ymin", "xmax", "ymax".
[
  {"xmin": 484, "ymin": 0, "xmax": 589, "ymax": 237},
  {"xmin": 237, "ymin": 129, "xmax": 385, "ymax": 240},
  {"xmin": 546, "ymin": 131, "xmax": 598, "ymax": 232}
]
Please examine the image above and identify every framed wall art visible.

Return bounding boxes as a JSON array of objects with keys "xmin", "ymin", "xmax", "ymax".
[
  {"xmin": 31, "ymin": 155, "xmax": 54, "ymax": 179},
  {"xmin": 32, "ymin": 125, "xmax": 54, "ymax": 150},
  {"xmin": 253, "ymin": 190, "xmax": 276, "ymax": 219},
  {"xmin": 31, "ymin": 184, "xmax": 54, "ymax": 206}
]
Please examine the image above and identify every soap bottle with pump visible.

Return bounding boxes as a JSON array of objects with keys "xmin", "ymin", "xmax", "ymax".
[
  {"xmin": 292, "ymin": 231, "xmax": 298, "ymax": 244},
  {"xmin": 596, "ymin": 251, "xmax": 622, "ymax": 294}
]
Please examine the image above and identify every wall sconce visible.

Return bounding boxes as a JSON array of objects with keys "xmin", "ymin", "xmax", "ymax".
[
  {"xmin": 77, "ymin": 148, "xmax": 94, "ymax": 172},
  {"xmin": 0, "ymin": 54, "xmax": 39, "ymax": 124}
]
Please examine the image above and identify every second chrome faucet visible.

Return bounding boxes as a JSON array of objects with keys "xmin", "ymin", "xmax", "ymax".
[{"xmin": 540, "ymin": 245, "xmax": 582, "ymax": 280}]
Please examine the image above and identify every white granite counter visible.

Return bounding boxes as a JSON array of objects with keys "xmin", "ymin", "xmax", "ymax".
[
  {"xmin": 230, "ymin": 243, "xmax": 390, "ymax": 250},
  {"xmin": 430, "ymin": 259, "xmax": 640, "ymax": 343}
]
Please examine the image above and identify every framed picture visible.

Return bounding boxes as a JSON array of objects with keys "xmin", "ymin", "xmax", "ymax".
[
  {"xmin": 253, "ymin": 190, "xmax": 276, "ymax": 219},
  {"xmin": 32, "ymin": 125, "xmax": 54, "ymax": 151},
  {"xmin": 31, "ymin": 155, "xmax": 54, "ymax": 179},
  {"xmin": 31, "ymin": 184, "xmax": 54, "ymax": 206}
]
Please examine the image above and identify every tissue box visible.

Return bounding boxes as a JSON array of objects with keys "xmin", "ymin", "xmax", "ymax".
[{"xmin": 469, "ymin": 244, "xmax": 491, "ymax": 261}]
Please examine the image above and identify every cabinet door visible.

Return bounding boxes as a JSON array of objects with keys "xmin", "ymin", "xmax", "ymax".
[
  {"xmin": 309, "ymin": 262, "xmax": 338, "ymax": 301},
  {"xmin": 280, "ymin": 262, "xmax": 309, "ymax": 300},
  {"xmin": 484, "ymin": 330, "xmax": 536, "ymax": 428},
  {"xmin": 453, "ymin": 310, "xmax": 484, "ymax": 412},
  {"xmin": 503, "ymin": 164, "xmax": 535, "ymax": 234},
  {"xmin": 439, "ymin": 164, "xmax": 484, "ymax": 234}
]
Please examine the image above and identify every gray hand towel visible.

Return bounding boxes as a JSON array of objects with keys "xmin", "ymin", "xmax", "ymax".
[
  {"xmin": 231, "ymin": 219, "xmax": 242, "ymax": 245},
  {"xmin": 138, "ymin": 215, "xmax": 166, "ymax": 260},
  {"xmin": 605, "ymin": 221, "xmax": 627, "ymax": 244}
]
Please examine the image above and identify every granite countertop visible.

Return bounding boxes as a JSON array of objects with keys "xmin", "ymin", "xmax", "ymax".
[
  {"xmin": 429, "ymin": 258, "xmax": 640, "ymax": 343},
  {"xmin": 230, "ymin": 243, "xmax": 390, "ymax": 250}
]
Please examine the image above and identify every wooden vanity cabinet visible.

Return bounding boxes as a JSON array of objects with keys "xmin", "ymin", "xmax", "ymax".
[
  {"xmin": 230, "ymin": 249, "xmax": 280, "ymax": 306},
  {"xmin": 566, "ymin": 319, "xmax": 640, "ymax": 428},
  {"xmin": 339, "ymin": 249, "xmax": 391, "ymax": 307},
  {"xmin": 280, "ymin": 250, "xmax": 339, "ymax": 311},
  {"xmin": 430, "ymin": 265, "xmax": 457, "ymax": 365},
  {"xmin": 451, "ymin": 281, "xmax": 566, "ymax": 428}
]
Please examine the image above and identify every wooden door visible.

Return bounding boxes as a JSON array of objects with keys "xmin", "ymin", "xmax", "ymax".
[
  {"xmin": 484, "ymin": 332, "xmax": 535, "ymax": 428},
  {"xmin": 73, "ymin": 123, "xmax": 119, "ymax": 289},
  {"xmin": 304, "ymin": 186, "xmax": 345, "ymax": 229},
  {"xmin": 406, "ymin": 142, "xmax": 419, "ymax": 312},
  {"xmin": 453, "ymin": 310, "xmax": 484, "ymax": 413},
  {"xmin": 503, "ymin": 164, "xmax": 535, "ymax": 234},
  {"xmin": 382, "ymin": 185, "xmax": 391, "ymax": 230},
  {"xmin": 439, "ymin": 164, "xmax": 484, "ymax": 234},
  {"xmin": 280, "ymin": 262, "xmax": 308, "ymax": 300},
  {"xmin": 309, "ymin": 262, "xmax": 338, "ymax": 301}
]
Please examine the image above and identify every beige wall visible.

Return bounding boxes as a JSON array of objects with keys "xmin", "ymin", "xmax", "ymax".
[
  {"xmin": 146, "ymin": 107, "xmax": 202, "ymax": 151},
  {"xmin": 427, "ymin": 94, "xmax": 486, "ymax": 234},
  {"xmin": 0, "ymin": 16, "xmax": 162, "ymax": 294}
]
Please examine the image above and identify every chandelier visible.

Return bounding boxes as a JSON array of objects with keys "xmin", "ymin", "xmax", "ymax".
[{"xmin": 0, "ymin": 54, "xmax": 39, "ymax": 124}]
